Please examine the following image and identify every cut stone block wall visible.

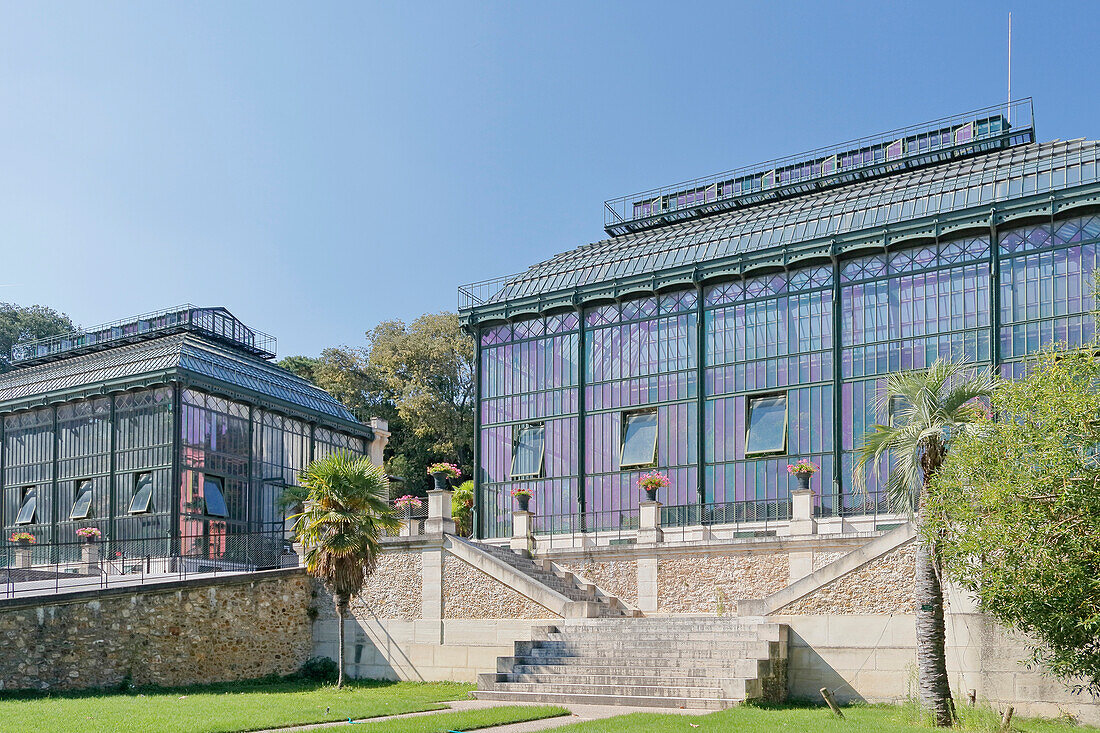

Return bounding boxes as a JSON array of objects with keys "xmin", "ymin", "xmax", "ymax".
[{"xmin": 0, "ymin": 569, "xmax": 313, "ymax": 692}]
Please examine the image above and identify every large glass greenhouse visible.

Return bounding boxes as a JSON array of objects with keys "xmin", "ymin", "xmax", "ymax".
[
  {"xmin": 459, "ymin": 99, "xmax": 1100, "ymax": 539},
  {"xmin": 0, "ymin": 305, "xmax": 376, "ymax": 569}
]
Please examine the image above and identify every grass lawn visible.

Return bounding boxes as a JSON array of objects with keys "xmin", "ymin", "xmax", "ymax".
[
  {"xmin": 0, "ymin": 679, "xmax": 481, "ymax": 733},
  {"xmin": 342, "ymin": 705, "xmax": 567, "ymax": 732},
  {"xmin": 553, "ymin": 703, "xmax": 1096, "ymax": 733}
]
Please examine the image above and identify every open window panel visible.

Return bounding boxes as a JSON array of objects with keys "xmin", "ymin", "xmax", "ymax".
[
  {"xmin": 69, "ymin": 480, "xmax": 94, "ymax": 520},
  {"xmin": 128, "ymin": 473, "xmax": 154, "ymax": 514},
  {"xmin": 888, "ymin": 394, "xmax": 912, "ymax": 427},
  {"xmin": 745, "ymin": 393, "xmax": 788, "ymax": 456},
  {"xmin": 510, "ymin": 423, "xmax": 545, "ymax": 479},
  {"xmin": 203, "ymin": 476, "xmax": 229, "ymax": 518},
  {"xmin": 620, "ymin": 410, "xmax": 659, "ymax": 468},
  {"xmin": 14, "ymin": 486, "xmax": 37, "ymax": 525}
]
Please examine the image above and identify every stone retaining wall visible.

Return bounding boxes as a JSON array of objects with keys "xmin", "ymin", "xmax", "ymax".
[
  {"xmin": 778, "ymin": 543, "xmax": 915, "ymax": 615},
  {"xmin": 0, "ymin": 569, "xmax": 314, "ymax": 691},
  {"xmin": 657, "ymin": 551, "xmax": 790, "ymax": 614},
  {"xmin": 442, "ymin": 555, "xmax": 556, "ymax": 619}
]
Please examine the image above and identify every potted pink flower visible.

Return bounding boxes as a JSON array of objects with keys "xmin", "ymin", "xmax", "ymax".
[
  {"xmin": 427, "ymin": 462, "xmax": 460, "ymax": 492},
  {"xmin": 9, "ymin": 532, "xmax": 35, "ymax": 546},
  {"xmin": 638, "ymin": 471, "xmax": 670, "ymax": 502},
  {"xmin": 76, "ymin": 527, "xmax": 101, "ymax": 544},
  {"xmin": 786, "ymin": 460, "xmax": 819, "ymax": 491},
  {"xmin": 511, "ymin": 487, "xmax": 532, "ymax": 512},
  {"xmin": 393, "ymin": 494, "xmax": 423, "ymax": 519}
]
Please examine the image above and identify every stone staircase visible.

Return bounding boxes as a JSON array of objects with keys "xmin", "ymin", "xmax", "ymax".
[
  {"xmin": 474, "ymin": 542, "xmax": 640, "ymax": 618},
  {"xmin": 475, "ymin": 616, "xmax": 788, "ymax": 709}
]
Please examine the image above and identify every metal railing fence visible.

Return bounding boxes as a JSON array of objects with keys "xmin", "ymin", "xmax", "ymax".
[{"xmin": 0, "ymin": 528, "xmax": 296, "ymax": 601}]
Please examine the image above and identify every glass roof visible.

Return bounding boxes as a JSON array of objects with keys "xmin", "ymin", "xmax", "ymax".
[
  {"xmin": 0, "ymin": 334, "xmax": 360, "ymax": 425},
  {"xmin": 460, "ymin": 138, "xmax": 1100, "ymax": 310}
]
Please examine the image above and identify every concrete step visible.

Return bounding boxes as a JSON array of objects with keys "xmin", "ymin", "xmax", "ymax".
[
  {"xmin": 521, "ymin": 640, "xmax": 779, "ymax": 658},
  {"xmin": 493, "ymin": 672, "xmax": 757, "ymax": 689},
  {"xmin": 508, "ymin": 659, "xmax": 771, "ymax": 678},
  {"xmin": 477, "ymin": 679, "xmax": 736, "ymax": 700},
  {"xmin": 545, "ymin": 630, "xmax": 773, "ymax": 643},
  {"xmin": 471, "ymin": 688, "xmax": 739, "ymax": 710}
]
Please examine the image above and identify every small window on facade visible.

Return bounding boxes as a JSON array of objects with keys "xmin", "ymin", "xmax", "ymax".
[
  {"xmin": 14, "ymin": 487, "xmax": 36, "ymax": 525},
  {"xmin": 888, "ymin": 395, "xmax": 911, "ymax": 427},
  {"xmin": 745, "ymin": 394, "xmax": 788, "ymax": 456},
  {"xmin": 203, "ymin": 476, "xmax": 229, "ymax": 518},
  {"xmin": 70, "ymin": 480, "xmax": 94, "ymax": 520},
  {"xmin": 128, "ymin": 473, "xmax": 154, "ymax": 514},
  {"xmin": 510, "ymin": 423, "xmax": 546, "ymax": 479},
  {"xmin": 620, "ymin": 410, "xmax": 659, "ymax": 468}
]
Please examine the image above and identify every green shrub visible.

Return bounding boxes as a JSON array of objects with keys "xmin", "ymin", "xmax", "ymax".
[{"xmin": 292, "ymin": 656, "xmax": 339, "ymax": 683}]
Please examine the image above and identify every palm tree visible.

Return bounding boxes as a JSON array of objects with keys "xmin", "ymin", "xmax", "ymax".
[
  {"xmin": 291, "ymin": 451, "xmax": 400, "ymax": 688},
  {"xmin": 855, "ymin": 358, "xmax": 997, "ymax": 727}
]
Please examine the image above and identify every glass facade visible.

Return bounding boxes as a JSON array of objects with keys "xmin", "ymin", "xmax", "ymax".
[
  {"xmin": 0, "ymin": 384, "xmax": 370, "ymax": 567},
  {"xmin": 474, "ymin": 215, "xmax": 1100, "ymax": 538}
]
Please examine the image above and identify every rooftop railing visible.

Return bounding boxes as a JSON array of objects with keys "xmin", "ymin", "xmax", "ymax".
[
  {"xmin": 8, "ymin": 304, "xmax": 277, "ymax": 368},
  {"xmin": 603, "ymin": 99, "xmax": 1035, "ymax": 236}
]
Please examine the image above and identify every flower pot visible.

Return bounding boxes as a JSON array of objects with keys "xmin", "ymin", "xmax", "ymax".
[
  {"xmin": 81, "ymin": 537, "xmax": 97, "ymax": 544},
  {"xmin": 515, "ymin": 494, "xmax": 531, "ymax": 512},
  {"xmin": 644, "ymin": 487, "xmax": 658, "ymax": 502},
  {"xmin": 15, "ymin": 539, "xmax": 32, "ymax": 547},
  {"xmin": 794, "ymin": 471, "xmax": 812, "ymax": 492},
  {"xmin": 431, "ymin": 471, "xmax": 451, "ymax": 492}
]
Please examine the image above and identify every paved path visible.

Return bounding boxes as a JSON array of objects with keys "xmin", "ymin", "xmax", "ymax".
[{"xmin": 254, "ymin": 698, "xmax": 701, "ymax": 733}]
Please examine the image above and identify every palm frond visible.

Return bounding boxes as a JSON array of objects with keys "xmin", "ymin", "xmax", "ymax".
[
  {"xmin": 855, "ymin": 358, "xmax": 998, "ymax": 517},
  {"xmin": 291, "ymin": 451, "xmax": 399, "ymax": 599}
]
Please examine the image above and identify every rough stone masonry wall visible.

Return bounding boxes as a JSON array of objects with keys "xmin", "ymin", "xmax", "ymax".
[
  {"xmin": 657, "ymin": 551, "xmax": 789, "ymax": 614},
  {"xmin": 778, "ymin": 542, "xmax": 916, "ymax": 615},
  {"xmin": 557, "ymin": 559, "xmax": 638, "ymax": 606},
  {"xmin": 0, "ymin": 570, "xmax": 313, "ymax": 692},
  {"xmin": 352, "ymin": 552, "xmax": 422, "ymax": 621},
  {"xmin": 442, "ymin": 555, "xmax": 557, "ymax": 619}
]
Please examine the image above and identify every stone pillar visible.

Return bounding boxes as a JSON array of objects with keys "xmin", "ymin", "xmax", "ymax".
[
  {"xmin": 81, "ymin": 542, "xmax": 102, "ymax": 575},
  {"xmin": 788, "ymin": 488, "xmax": 817, "ymax": 583},
  {"xmin": 367, "ymin": 417, "xmax": 390, "ymax": 466},
  {"xmin": 789, "ymin": 488, "xmax": 817, "ymax": 536},
  {"xmin": 510, "ymin": 510, "xmax": 534, "ymax": 555},
  {"xmin": 14, "ymin": 545, "xmax": 32, "ymax": 569},
  {"xmin": 424, "ymin": 489, "xmax": 456, "ymax": 535},
  {"xmin": 419, "ymin": 544, "xmax": 444, "ymax": 643},
  {"xmin": 637, "ymin": 500, "xmax": 663, "ymax": 544},
  {"xmin": 399, "ymin": 513, "xmax": 416, "ymax": 537},
  {"xmin": 637, "ymin": 555, "xmax": 658, "ymax": 613}
]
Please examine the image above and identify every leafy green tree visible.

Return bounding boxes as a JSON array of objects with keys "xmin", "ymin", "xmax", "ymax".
[
  {"xmin": 0, "ymin": 303, "xmax": 75, "ymax": 366},
  {"xmin": 452, "ymin": 480, "xmax": 474, "ymax": 537},
  {"xmin": 277, "ymin": 355, "xmax": 320, "ymax": 382},
  {"xmin": 929, "ymin": 348, "xmax": 1100, "ymax": 694},
  {"xmin": 368, "ymin": 313, "xmax": 475, "ymax": 488},
  {"xmin": 855, "ymin": 359, "xmax": 997, "ymax": 727},
  {"xmin": 290, "ymin": 452, "xmax": 400, "ymax": 688}
]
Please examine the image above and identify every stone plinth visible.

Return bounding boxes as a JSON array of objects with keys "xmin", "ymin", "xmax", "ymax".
[
  {"xmin": 424, "ymin": 489, "xmax": 456, "ymax": 535},
  {"xmin": 511, "ymin": 511, "xmax": 534, "ymax": 554},
  {"xmin": 789, "ymin": 488, "xmax": 817, "ymax": 536},
  {"xmin": 638, "ymin": 500, "xmax": 663, "ymax": 544},
  {"xmin": 81, "ymin": 542, "xmax": 101, "ymax": 575},
  {"xmin": 14, "ymin": 545, "xmax": 31, "ymax": 569}
]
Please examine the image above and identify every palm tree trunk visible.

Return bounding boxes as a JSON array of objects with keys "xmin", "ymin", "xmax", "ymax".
[
  {"xmin": 915, "ymin": 513, "xmax": 953, "ymax": 726},
  {"xmin": 336, "ymin": 594, "xmax": 348, "ymax": 689}
]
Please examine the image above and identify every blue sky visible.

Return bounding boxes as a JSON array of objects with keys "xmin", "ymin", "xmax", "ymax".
[{"xmin": 1, "ymin": 1, "xmax": 1097, "ymax": 357}]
